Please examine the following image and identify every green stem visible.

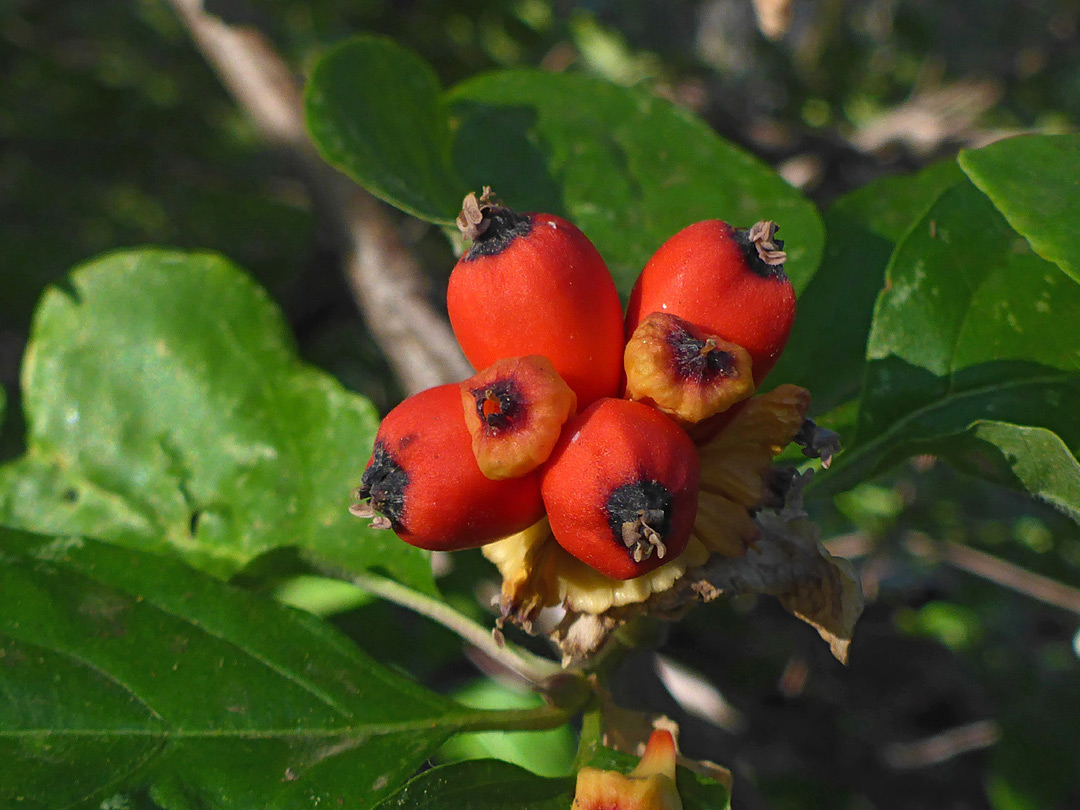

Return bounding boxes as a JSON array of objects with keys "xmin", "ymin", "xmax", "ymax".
[
  {"xmin": 346, "ymin": 570, "xmax": 563, "ymax": 686},
  {"xmin": 454, "ymin": 700, "xmax": 586, "ymax": 734},
  {"xmin": 573, "ymin": 703, "xmax": 606, "ymax": 770},
  {"xmin": 585, "ymin": 615, "xmax": 658, "ymax": 680}
]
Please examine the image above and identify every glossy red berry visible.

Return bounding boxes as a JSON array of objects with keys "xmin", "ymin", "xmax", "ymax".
[
  {"xmin": 351, "ymin": 384, "xmax": 544, "ymax": 551},
  {"xmin": 448, "ymin": 191, "xmax": 625, "ymax": 408},
  {"xmin": 540, "ymin": 399, "xmax": 700, "ymax": 580},
  {"xmin": 461, "ymin": 355, "xmax": 577, "ymax": 480},
  {"xmin": 625, "ymin": 220, "xmax": 796, "ymax": 384}
]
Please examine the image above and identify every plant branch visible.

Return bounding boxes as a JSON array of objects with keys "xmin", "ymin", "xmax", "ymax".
[
  {"xmin": 904, "ymin": 532, "xmax": 1080, "ymax": 616},
  {"xmin": 881, "ymin": 719, "xmax": 1001, "ymax": 770},
  {"xmin": 166, "ymin": 0, "xmax": 472, "ymax": 394},
  {"xmin": 826, "ymin": 531, "xmax": 1080, "ymax": 617}
]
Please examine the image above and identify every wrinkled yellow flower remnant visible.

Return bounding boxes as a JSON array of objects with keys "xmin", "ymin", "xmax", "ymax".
[{"xmin": 572, "ymin": 730, "xmax": 683, "ymax": 810}]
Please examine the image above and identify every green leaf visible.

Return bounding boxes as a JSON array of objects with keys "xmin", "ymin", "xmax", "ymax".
[
  {"xmin": 959, "ymin": 133, "xmax": 1080, "ymax": 284},
  {"xmin": 769, "ymin": 159, "xmax": 962, "ymax": 407},
  {"xmin": 378, "ymin": 760, "xmax": 573, "ymax": 809},
  {"xmin": 938, "ymin": 422, "xmax": 1080, "ymax": 523},
  {"xmin": 0, "ymin": 528, "xmax": 470, "ymax": 808},
  {"xmin": 676, "ymin": 767, "xmax": 733, "ymax": 810},
  {"xmin": 304, "ymin": 36, "xmax": 464, "ymax": 223},
  {"xmin": 0, "ymin": 249, "xmax": 433, "ymax": 591},
  {"xmin": 819, "ymin": 180, "xmax": 1080, "ymax": 516},
  {"xmin": 305, "ymin": 37, "xmax": 824, "ymax": 296}
]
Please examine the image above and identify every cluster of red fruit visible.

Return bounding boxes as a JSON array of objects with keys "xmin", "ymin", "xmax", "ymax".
[{"xmin": 352, "ymin": 190, "xmax": 796, "ymax": 582}]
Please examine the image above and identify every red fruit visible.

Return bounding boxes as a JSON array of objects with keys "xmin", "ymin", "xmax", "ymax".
[
  {"xmin": 351, "ymin": 384, "xmax": 544, "ymax": 551},
  {"xmin": 461, "ymin": 355, "xmax": 577, "ymax": 480},
  {"xmin": 448, "ymin": 191, "xmax": 624, "ymax": 408},
  {"xmin": 540, "ymin": 399, "xmax": 700, "ymax": 580},
  {"xmin": 625, "ymin": 220, "xmax": 796, "ymax": 383}
]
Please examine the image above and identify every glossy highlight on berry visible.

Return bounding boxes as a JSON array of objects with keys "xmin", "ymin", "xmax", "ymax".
[{"xmin": 541, "ymin": 399, "xmax": 700, "ymax": 580}]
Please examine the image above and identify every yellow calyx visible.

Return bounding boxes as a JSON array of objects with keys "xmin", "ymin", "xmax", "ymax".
[
  {"xmin": 693, "ymin": 383, "xmax": 811, "ymax": 558},
  {"xmin": 483, "ymin": 384, "xmax": 813, "ymax": 627},
  {"xmin": 572, "ymin": 730, "xmax": 683, "ymax": 810},
  {"xmin": 483, "ymin": 518, "xmax": 709, "ymax": 624}
]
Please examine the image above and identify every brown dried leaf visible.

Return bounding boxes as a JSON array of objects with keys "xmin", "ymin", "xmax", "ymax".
[
  {"xmin": 702, "ymin": 509, "xmax": 863, "ymax": 664},
  {"xmin": 698, "ymin": 384, "xmax": 811, "ymax": 507}
]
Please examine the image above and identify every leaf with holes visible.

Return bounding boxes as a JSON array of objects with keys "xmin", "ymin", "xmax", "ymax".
[{"xmin": 0, "ymin": 249, "xmax": 433, "ymax": 591}]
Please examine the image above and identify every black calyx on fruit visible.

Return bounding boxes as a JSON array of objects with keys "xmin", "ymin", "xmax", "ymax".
[
  {"xmin": 605, "ymin": 480, "xmax": 674, "ymax": 562},
  {"xmin": 351, "ymin": 442, "xmax": 408, "ymax": 530},
  {"xmin": 667, "ymin": 323, "xmax": 738, "ymax": 385},
  {"xmin": 457, "ymin": 189, "xmax": 532, "ymax": 259},
  {"xmin": 734, "ymin": 220, "xmax": 788, "ymax": 280}
]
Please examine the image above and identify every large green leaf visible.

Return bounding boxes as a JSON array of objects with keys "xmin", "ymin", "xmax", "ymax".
[
  {"xmin": 0, "ymin": 249, "xmax": 433, "ymax": 591},
  {"xmin": 446, "ymin": 71, "xmax": 823, "ymax": 293},
  {"xmin": 305, "ymin": 37, "xmax": 824, "ymax": 295},
  {"xmin": 0, "ymin": 528, "xmax": 483, "ymax": 808},
  {"xmin": 819, "ymin": 180, "xmax": 1080, "ymax": 515},
  {"xmin": 937, "ymin": 422, "xmax": 1080, "ymax": 523},
  {"xmin": 959, "ymin": 133, "xmax": 1080, "ymax": 284},
  {"xmin": 768, "ymin": 160, "xmax": 962, "ymax": 406}
]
